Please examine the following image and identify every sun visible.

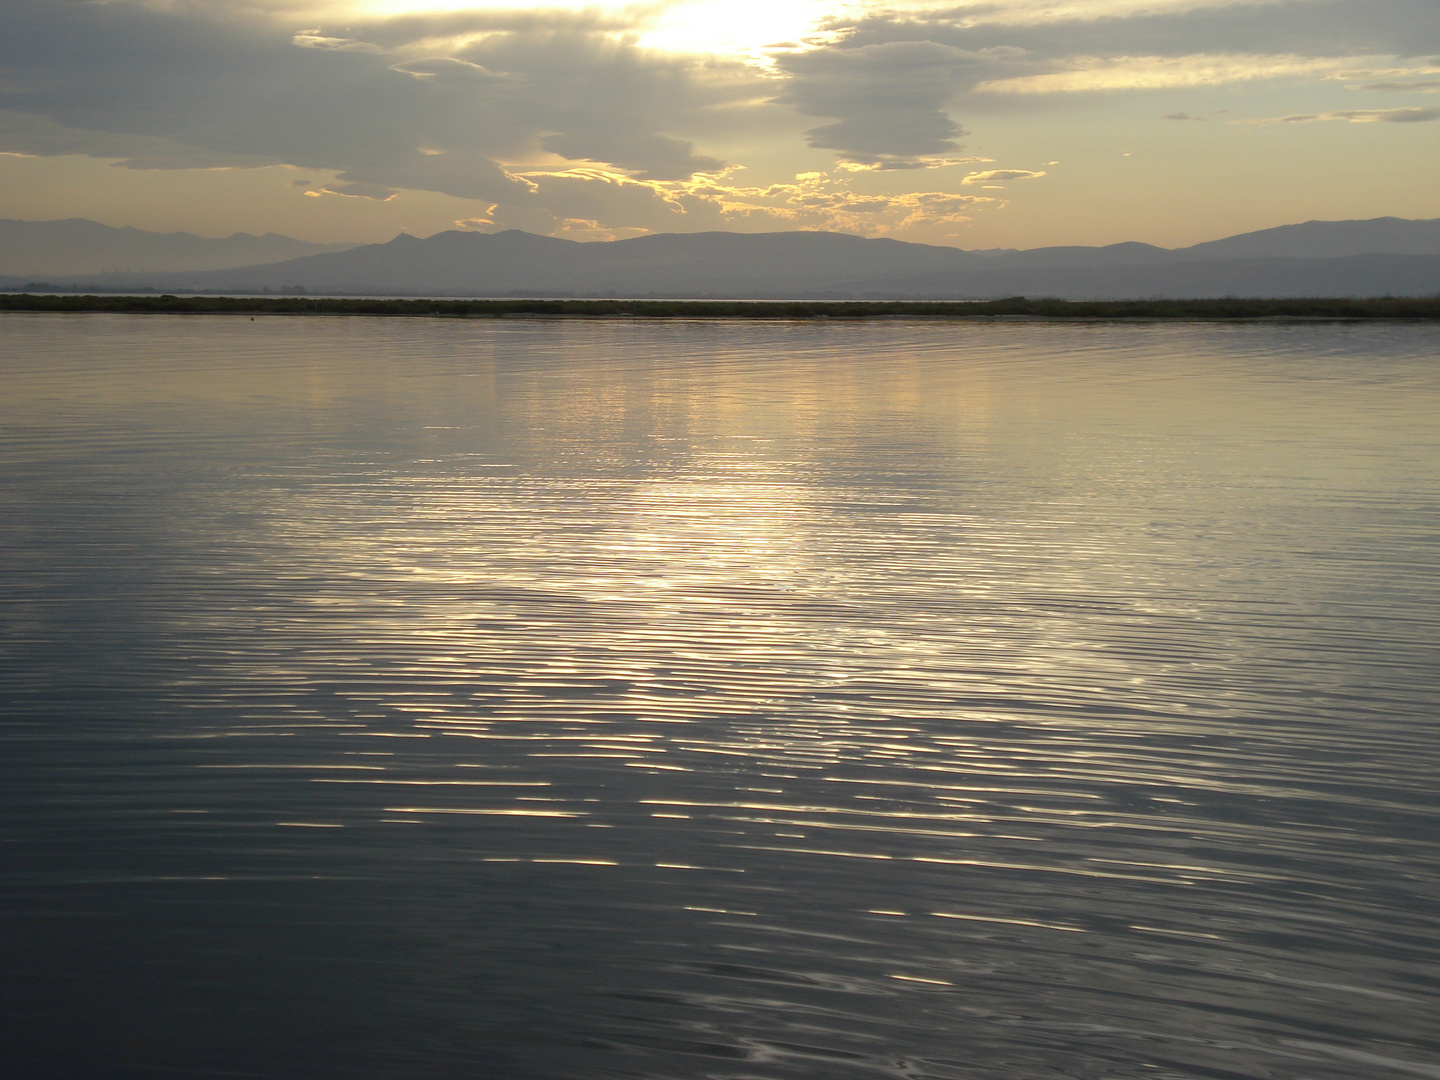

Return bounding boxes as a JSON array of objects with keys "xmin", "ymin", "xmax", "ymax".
[
  {"xmin": 351, "ymin": 0, "xmax": 838, "ymax": 63},
  {"xmin": 638, "ymin": 0, "xmax": 834, "ymax": 61}
]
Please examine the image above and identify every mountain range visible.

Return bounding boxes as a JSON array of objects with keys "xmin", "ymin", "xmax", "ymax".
[
  {"xmin": 3, "ymin": 216, "xmax": 1439, "ymax": 300},
  {"xmin": 0, "ymin": 218, "xmax": 356, "ymax": 276}
]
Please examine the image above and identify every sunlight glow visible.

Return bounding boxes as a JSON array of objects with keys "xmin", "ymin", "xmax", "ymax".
[
  {"xmin": 353, "ymin": 0, "xmax": 835, "ymax": 61},
  {"xmin": 637, "ymin": 0, "xmax": 832, "ymax": 61},
  {"xmin": 356, "ymin": 0, "xmax": 593, "ymax": 10}
]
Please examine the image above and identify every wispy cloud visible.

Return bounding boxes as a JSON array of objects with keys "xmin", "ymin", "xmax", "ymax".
[
  {"xmin": 1243, "ymin": 107, "xmax": 1440, "ymax": 124},
  {"xmin": 1357, "ymin": 80, "xmax": 1440, "ymax": 92},
  {"xmin": 974, "ymin": 54, "xmax": 1387, "ymax": 94},
  {"xmin": 835, "ymin": 155, "xmax": 992, "ymax": 172},
  {"xmin": 866, "ymin": 0, "xmax": 1308, "ymax": 31},
  {"xmin": 474, "ymin": 166, "xmax": 1000, "ymax": 239},
  {"xmin": 961, "ymin": 169, "xmax": 1046, "ymax": 184}
]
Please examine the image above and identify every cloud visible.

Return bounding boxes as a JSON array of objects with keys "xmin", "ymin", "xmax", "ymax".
[
  {"xmin": 1245, "ymin": 106, "xmax": 1440, "ymax": 123},
  {"xmin": 1331, "ymin": 106, "xmax": 1440, "ymax": 121},
  {"xmin": 961, "ymin": 169, "xmax": 1046, "ymax": 184},
  {"xmin": 490, "ymin": 168, "xmax": 703, "ymax": 234},
  {"xmin": 539, "ymin": 132, "xmax": 723, "ymax": 182},
  {"xmin": 389, "ymin": 58, "xmax": 509, "ymax": 85},
  {"xmin": 0, "ymin": 0, "xmax": 1007, "ymax": 236},
  {"xmin": 836, "ymin": 154, "xmax": 992, "ymax": 171},
  {"xmin": 788, "ymin": 0, "xmax": 1440, "ymax": 132},
  {"xmin": 772, "ymin": 41, "xmax": 991, "ymax": 167},
  {"xmin": 828, "ymin": 0, "xmax": 1440, "ymax": 65},
  {"xmin": 1162, "ymin": 111, "xmax": 1206, "ymax": 119},
  {"xmin": 973, "ymin": 54, "xmax": 1386, "ymax": 93},
  {"xmin": 886, "ymin": 189, "xmax": 997, "ymax": 230},
  {"xmin": 476, "ymin": 167, "xmax": 999, "ymax": 239},
  {"xmin": 0, "ymin": 2, "xmax": 520, "ymax": 196},
  {"xmin": 750, "ymin": 0, "xmax": 1440, "ymax": 175},
  {"xmin": 876, "ymin": 0, "xmax": 1302, "ymax": 30},
  {"xmin": 749, "ymin": 0, "xmax": 1440, "ymax": 174},
  {"xmin": 1358, "ymin": 80, "xmax": 1440, "ymax": 91},
  {"xmin": 451, "ymin": 28, "xmax": 754, "ymax": 180},
  {"xmin": 0, "ymin": 0, "xmax": 754, "ymax": 203},
  {"xmin": 0, "ymin": 109, "xmax": 280, "ymax": 170},
  {"xmin": 292, "ymin": 31, "xmax": 386, "ymax": 54}
]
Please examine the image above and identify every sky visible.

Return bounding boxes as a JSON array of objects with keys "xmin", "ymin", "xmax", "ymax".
[{"xmin": 0, "ymin": 0, "xmax": 1437, "ymax": 249}]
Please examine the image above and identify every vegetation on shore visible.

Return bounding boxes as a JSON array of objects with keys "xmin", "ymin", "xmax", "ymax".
[{"xmin": 2, "ymin": 293, "xmax": 1438, "ymax": 320}]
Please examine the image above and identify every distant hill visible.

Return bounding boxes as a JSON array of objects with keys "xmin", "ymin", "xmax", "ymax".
[
  {"xmin": 1177, "ymin": 217, "xmax": 1440, "ymax": 261},
  {"xmin": 0, "ymin": 218, "xmax": 357, "ymax": 276},
  {"xmin": 118, "ymin": 229, "xmax": 990, "ymax": 297},
  {"xmin": 4, "ymin": 216, "xmax": 1438, "ymax": 299}
]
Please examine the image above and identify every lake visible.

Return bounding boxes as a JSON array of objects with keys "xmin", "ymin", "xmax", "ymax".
[{"xmin": 2, "ymin": 314, "xmax": 1437, "ymax": 1080}]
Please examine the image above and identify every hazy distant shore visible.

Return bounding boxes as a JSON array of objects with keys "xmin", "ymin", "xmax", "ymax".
[{"xmin": 3, "ymin": 293, "xmax": 1439, "ymax": 320}]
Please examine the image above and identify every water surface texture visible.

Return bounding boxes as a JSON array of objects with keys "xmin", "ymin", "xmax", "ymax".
[{"xmin": 2, "ymin": 315, "xmax": 1438, "ymax": 1080}]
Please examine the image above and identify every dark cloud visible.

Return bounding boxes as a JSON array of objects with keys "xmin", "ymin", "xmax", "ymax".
[
  {"xmin": 827, "ymin": 0, "xmax": 1440, "ymax": 65},
  {"xmin": 763, "ymin": 0, "xmax": 1438, "ymax": 170},
  {"xmin": 0, "ymin": 1, "xmax": 524, "ymax": 196},
  {"xmin": 454, "ymin": 30, "xmax": 738, "ymax": 179},
  {"xmin": 0, "ymin": 109, "xmax": 280, "ymax": 170},
  {"xmin": 773, "ymin": 42, "xmax": 995, "ymax": 166},
  {"xmin": 1371, "ymin": 106, "xmax": 1440, "ymax": 120},
  {"xmin": 0, "ymin": 0, "xmax": 749, "ymax": 208}
]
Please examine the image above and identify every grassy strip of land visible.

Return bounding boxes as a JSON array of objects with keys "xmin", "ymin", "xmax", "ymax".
[{"xmin": 2, "ymin": 293, "xmax": 1439, "ymax": 319}]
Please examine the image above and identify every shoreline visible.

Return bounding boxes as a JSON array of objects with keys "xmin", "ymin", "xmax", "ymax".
[{"xmin": 2, "ymin": 293, "xmax": 1439, "ymax": 320}]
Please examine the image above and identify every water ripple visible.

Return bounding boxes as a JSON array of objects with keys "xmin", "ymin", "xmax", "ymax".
[{"xmin": 2, "ymin": 315, "xmax": 1438, "ymax": 1079}]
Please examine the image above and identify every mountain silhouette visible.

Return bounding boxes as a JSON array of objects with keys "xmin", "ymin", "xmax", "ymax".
[
  {"xmin": 0, "ymin": 218, "xmax": 357, "ymax": 276},
  {"xmin": 5, "ymin": 217, "xmax": 1438, "ymax": 299}
]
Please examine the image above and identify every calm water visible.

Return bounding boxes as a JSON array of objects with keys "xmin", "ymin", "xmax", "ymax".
[{"xmin": 2, "ymin": 314, "xmax": 1438, "ymax": 1080}]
